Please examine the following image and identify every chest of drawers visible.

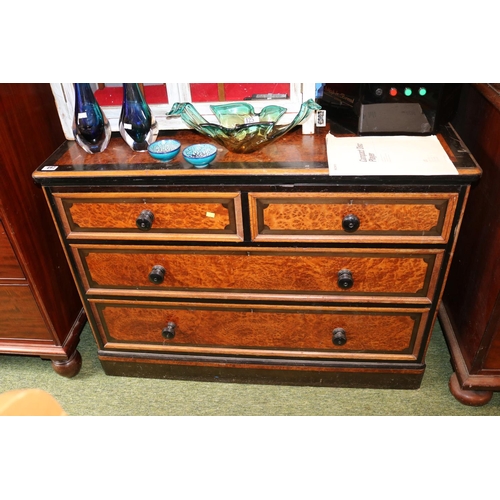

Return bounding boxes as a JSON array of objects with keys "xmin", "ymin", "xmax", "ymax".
[{"xmin": 33, "ymin": 125, "xmax": 480, "ymax": 388}]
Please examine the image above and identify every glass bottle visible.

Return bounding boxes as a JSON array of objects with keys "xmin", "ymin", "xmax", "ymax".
[
  {"xmin": 119, "ymin": 83, "xmax": 159, "ymax": 151},
  {"xmin": 73, "ymin": 83, "xmax": 111, "ymax": 154}
]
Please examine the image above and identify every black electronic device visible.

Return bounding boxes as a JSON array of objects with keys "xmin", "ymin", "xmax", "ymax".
[
  {"xmin": 318, "ymin": 83, "xmax": 462, "ymax": 136},
  {"xmin": 358, "ymin": 83, "xmax": 443, "ymax": 135}
]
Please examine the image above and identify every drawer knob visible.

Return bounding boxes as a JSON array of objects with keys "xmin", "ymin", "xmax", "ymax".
[
  {"xmin": 337, "ymin": 269, "xmax": 354, "ymax": 289},
  {"xmin": 149, "ymin": 265, "xmax": 166, "ymax": 284},
  {"xmin": 332, "ymin": 328, "xmax": 347, "ymax": 346},
  {"xmin": 162, "ymin": 321, "xmax": 176, "ymax": 339},
  {"xmin": 136, "ymin": 209, "xmax": 155, "ymax": 231},
  {"xmin": 342, "ymin": 214, "xmax": 360, "ymax": 232}
]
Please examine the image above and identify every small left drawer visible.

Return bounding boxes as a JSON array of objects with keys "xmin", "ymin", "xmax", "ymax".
[{"xmin": 53, "ymin": 191, "xmax": 244, "ymax": 242}]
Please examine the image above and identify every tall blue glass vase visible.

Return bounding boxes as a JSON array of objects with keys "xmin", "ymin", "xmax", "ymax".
[
  {"xmin": 119, "ymin": 83, "xmax": 159, "ymax": 151},
  {"xmin": 73, "ymin": 83, "xmax": 111, "ymax": 154}
]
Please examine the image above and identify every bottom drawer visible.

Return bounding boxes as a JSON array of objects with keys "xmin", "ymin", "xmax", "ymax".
[{"xmin": 90, "ymin": 299, "xmax": 430, "ymax": 362}]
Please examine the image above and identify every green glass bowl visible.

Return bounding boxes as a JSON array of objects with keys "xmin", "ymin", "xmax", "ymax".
[{"xmin": 167, "ymin": 99, "xmax": 321, "ymax": 154}]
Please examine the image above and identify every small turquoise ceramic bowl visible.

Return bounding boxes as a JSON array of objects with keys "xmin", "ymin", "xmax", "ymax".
[
  {"xmin": 147, "ymin": 139, "xmax": 181, "ymax": 162},
  {"xmin": 182, "ymin": 143, "xmax": 217, "ymax": 168}
]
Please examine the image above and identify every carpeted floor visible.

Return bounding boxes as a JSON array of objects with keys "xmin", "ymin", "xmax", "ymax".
[{"xmin": 1, "ymin": 320, "xmax": 499, "ymax": 416}]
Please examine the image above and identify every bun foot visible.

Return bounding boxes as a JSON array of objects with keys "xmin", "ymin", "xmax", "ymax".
[
  {"xmin": 51, "ymin": 350, "xmax": 82, "ymax": 378},
  {"xmin": 449, "ymin": 372, "xmax": 493, "ymax": 406}
]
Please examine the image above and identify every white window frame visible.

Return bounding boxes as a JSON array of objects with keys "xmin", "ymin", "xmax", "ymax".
[{"xmin": 50, "ymin": 83, "xmax": 317, "ymax": 140}]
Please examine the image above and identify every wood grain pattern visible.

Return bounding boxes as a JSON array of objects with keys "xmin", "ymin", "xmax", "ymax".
[
  {"xmin": 33, "ymin": 125, "xmax": 481, "ymax": 181},
  {"xmin": 75, "ymin": 245, "xmax": 438, "ymax": 298},
  {"xmin": 0, "ymin": 83, "xmax": 84, "ymax": 368},
  {"xmin": 94, "ymin": 301, "xmax": 423, "ymax": 357},
  {"xmin": 55, "ymin": 192, "xmax": 243, "ymax": 241},
  {"xmin": 0, "ymin": 286, "xmax": 51, "ymax": 340},
  {"xmin": 440, "ymin": 83, "xmax": 500, "ymax": 399},
  {"xmin": 69, "ymin": 201, "xmax": 231, "ymax": 230},
  {"xmin": 45, "ymin": 127, "xmax": 330, "ymax": 167},
  {"xmin": 0, "ymin": 220, "xmax": 24, "ymax": 279},
  {"xmin": 25, "ymin": 83, "xmax": 479, "ymax": 387},
  {"xmin": 249, "ymin": 192, "xmax": 458, "ymax": 243}
]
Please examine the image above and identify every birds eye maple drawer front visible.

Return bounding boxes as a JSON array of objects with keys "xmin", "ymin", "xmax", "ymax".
[
  {"xmin": 70, "ymin": 244, "xmax": 443, "ymax": 304},
  {"xmin": 88, "ymin": 300, "xmax": 429, "ymax": 362},
  {"xmin": 33, "ymin": 126, "xmax": 479, "ymax": 388},
  {"xmin": 53, "ymin": 192, "xmax": 244, "ymax": 242},
  {"xmin": 248, "ymin": 192, "xmax": 458, "ymax": 244},
  {"xmin": 47, "ymin": 186, "xmax": 460, "ymax": 388}
]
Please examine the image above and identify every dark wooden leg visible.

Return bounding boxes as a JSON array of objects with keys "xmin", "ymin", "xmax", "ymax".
[
  {"xmin": 51, "ymin": 350, "xmax": 82, "ymax": 378},
  {"xmin": 449, "ymin": 372, "xmax": 493, "ymax": 406}
]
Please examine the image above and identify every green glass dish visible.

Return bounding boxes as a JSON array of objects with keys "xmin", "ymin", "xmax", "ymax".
[{"xmin": 167, "ymin": 99, "xmax": 321, "ymax": 154}]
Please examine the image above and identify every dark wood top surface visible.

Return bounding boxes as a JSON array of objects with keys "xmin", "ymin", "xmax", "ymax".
[
  {"xmin": 33, "ymin": 123, "xmax": 481, "ymax": 185},
  {"xmin": 475, "ymin": 83, "xmax": 500, "ymax": 113}
]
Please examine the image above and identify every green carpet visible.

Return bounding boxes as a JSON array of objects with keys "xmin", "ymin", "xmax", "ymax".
[{"xmin": 1, "ymin": 320, "xmax": 499, "ymax": 416}]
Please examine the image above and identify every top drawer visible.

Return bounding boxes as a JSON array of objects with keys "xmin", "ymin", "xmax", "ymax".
[
  {"xmin": 53, "ymin": 192, "xmax": 244, "ymax": 242},
  {"xmin": 248, "ymin": 192, "xmax": 459, "ymax": 244}
]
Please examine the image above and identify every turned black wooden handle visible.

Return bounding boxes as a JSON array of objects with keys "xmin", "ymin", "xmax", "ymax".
[
  {"xmin": 332, "ymin": 328, "xmax": 347, "ymax": 346},
  {"xmin": 337, "ymin": 269, "xmax": 354, "ymax": 289},
  {"xmin": 136, "ymin": 209, "xmax": 155, "ymax": 230},
  {"xmin": 162, "ymin": 321, "xmax": 176, "ymax": 339},
  {"xmin": 342, "ymin": 214, "xmax": 360, "ymax": 233},
  {"xmin": 149, "ymin": 265, "xmax": 166, "ymax": 284}
]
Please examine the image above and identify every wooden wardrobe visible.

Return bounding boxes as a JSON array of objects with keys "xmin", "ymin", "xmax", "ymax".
[{"xmin": 0, "ymin": 83, "xmax": 85, "ymax": 376}]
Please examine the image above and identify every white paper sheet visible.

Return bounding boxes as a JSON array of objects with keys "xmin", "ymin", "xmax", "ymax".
[{"xmin": 326, "ymin": 133, "xmax": 458, "ymax": 176}]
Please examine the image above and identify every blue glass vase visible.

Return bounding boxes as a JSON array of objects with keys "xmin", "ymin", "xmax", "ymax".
[
  {"xmin": 119, "ymin": 83, "xmax": 159, "ymax": 151},
  {"xmin": 73, "ymin": 83, "xmax": 111, "ymax": 154}
]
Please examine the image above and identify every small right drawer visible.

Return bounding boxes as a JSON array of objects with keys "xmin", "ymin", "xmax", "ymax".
[{"xmin": 248, "ymin": 192, "xmax": 458, "ymax": 244}]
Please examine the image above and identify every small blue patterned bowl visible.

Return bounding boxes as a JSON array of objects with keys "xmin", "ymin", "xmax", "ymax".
[
  {"xmin": 147, "ymin": 139, "xmax": 181, "ymax": 162},
  {"xmin": 182, "ymin": 143, "xmax": 217, "ymax": 168}
]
